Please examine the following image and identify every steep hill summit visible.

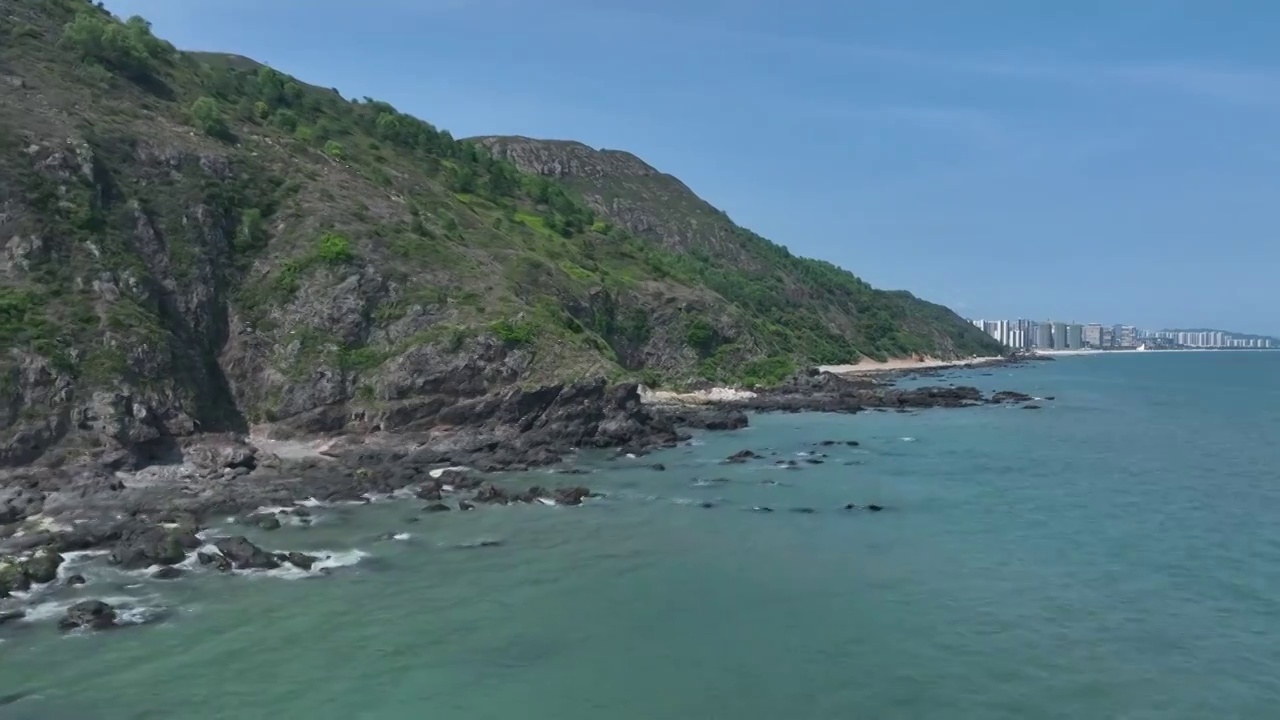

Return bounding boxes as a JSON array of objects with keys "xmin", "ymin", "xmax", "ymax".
[{"xmin": 0, "ymin": 0, "xmax": 999, "ymax": 467}]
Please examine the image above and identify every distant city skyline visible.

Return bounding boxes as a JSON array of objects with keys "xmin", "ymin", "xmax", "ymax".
[{"xmin": 968, "ymin": 318, "xmax": 1276, "ymax": 351}]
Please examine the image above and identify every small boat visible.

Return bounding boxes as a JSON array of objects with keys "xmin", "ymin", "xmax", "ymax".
[{"xmin": 1135, "ymin": 344, "xmax": 1148, "ymax": 351}]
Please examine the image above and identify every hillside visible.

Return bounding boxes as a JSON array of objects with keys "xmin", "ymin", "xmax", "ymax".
[
  {"xmin": 0, "ymin": 0, "xmax": 999, "ymax": 467},
  {"xmin": 471, "ymin": 136, "xmax": 1000, "ymax": 363}
]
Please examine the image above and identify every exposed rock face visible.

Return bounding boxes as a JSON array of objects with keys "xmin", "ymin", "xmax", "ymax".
[{"xmin": 0, "ymin": 487, "xmax": 43, "ymax": 524}]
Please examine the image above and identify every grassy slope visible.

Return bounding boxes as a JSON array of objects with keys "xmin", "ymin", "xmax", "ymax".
[{"xmin": 472, "ymin": 136, "xmax": 1004, "ymax": 364}]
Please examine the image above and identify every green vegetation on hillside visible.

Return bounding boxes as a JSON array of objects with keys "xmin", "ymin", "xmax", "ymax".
[
  {"xmin": 474, "ymin": 137, "xmax": 1003, "ymax": 365},
  {"xmin": 0, "ymin": 0, "xmax": 1000, "ymax": 456}
]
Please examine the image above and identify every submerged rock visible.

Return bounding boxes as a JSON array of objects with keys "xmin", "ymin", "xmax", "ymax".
[
  {"xmin": 726, "ymin": 449, "xmax": 760, "ymax": 464},
  {"xmin": 552, "ymin": 486, "xmax": 592, "ymax": 506},
  {"xmin": 150, "ymin": 566, "xmax": 184, "ymax": 580},
  {"xmin": 254, "ymin": 515, "xmax": 282, "ymax": 531},
  {"xmin": 58, "ymin": 600, "xmax": 117, "ymax": 631},
  {"xmin": 455, "ymin": 539, "xmax": 503, "ymax": 550},
  {"xmin": 0, "ymin": 609, "xmax": 25, "ymax": 626},
  {"xmin": 423, "ymin": 503, "xmax": 452, "ymax": 513}
]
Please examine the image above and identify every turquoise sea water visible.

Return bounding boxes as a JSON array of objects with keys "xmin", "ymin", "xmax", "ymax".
[{"xmin": 3, "ymin": 351, "xmax": 1280, "ymax": 719}]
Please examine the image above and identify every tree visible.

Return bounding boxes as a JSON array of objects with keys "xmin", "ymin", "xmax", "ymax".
[
  {"xmin": 190, "ymin": 97, "xmax": 229, "ymax": 139},
  {"xmin": 60, "ymin": 13, "xmax": 170, "ymax": 80}
]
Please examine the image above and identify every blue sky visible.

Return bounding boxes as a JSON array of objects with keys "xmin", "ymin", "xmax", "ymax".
[{"xmin": 104, "ymin": 0, "xmax": 1280, "ymax": 334}]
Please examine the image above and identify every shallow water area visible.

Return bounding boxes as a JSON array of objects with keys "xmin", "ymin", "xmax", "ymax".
[{"xmin": 3, "ymin": 351, "xmax": 1280, "ymax": 719}]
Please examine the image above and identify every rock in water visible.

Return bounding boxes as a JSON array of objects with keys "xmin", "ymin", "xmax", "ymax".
[
  {"xmin": 472, "ymin": 484, "xmax": 510, "ymax": 505},
  {"xmin": 284, "ymin": 551, "xmax": 318, "ymax": 570},
  {"xmin": 197, "ymin": 551, "xmax": 234, "ymax": 572},
  {"xmin": 213, "ymin": 536, "xmax": 280, "ymax": 570},
  {"xmin": 58, "ymin": 600, "xmax": 117, "ymax": 631},
  {"xmin": 0, "ymin": 609, "xmax": 25, "ymax": 626},
  {"xmin": 726, "ymin": 449, "xmax": 759, "ymax": 464},
  {"xmin": 22, "ymin": 548, "xmax": 63, "ymax": 584},
  {"xmin": 110, "ymin": 526, "xmax": 196, "ymax": 569},
  {"xmin": 255, "ymin": 515, "xmax": 282, "ymax": 531},
  {"xmin": 65, "ymin": 573, "xmax": 87, "ymax": 586},
  {"xmin": 458, "ymin": 501, "xmax": 476, "ymax": 511},
  {"xmin": 150, "ymin": 566, "xmax": 184, "ymax": 580},
  {"xmin": 552, "ymin": 486, "xmax": 592, "ymax": 506},
  {"xmin": 423, "ymin": 503, "xmax": 451, "ymax": 513},
  {"xmin": 990, "ymin": 390, "xmax": 1033, "ymax": 404}
]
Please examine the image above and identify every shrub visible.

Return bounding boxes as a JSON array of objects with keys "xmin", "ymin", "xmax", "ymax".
[
  {"xmin": 190, "ymin": 96, "xmax": 230, "ymax": 138},
  {"xmin": 490, "ymin": 318, "xmax": 535, "ymax": 345},
  {"xmin": 317, "ymin": 232, "xmax": 353, "ymax": 264},
  {"xmin": 323, "ymin": 140, "xmax": 344, "ymax": 159},
  {"xmin": 684, "ymin": 317, "xmax": 718, "ymax": 355}
]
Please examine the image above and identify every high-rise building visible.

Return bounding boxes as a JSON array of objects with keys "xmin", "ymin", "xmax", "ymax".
[
  {"xmin": 1034, "ymin": 323, "xmax": 1052, "ymax": 349},
  {"xmin": 1082, "ymin": 324, "xmax": 1104, "ymax": 348},
  {"xmin": 1052, "ymin": 322, "xmax": 1068, "ymax": 350},
  {"xmin": 1067, "ymin": 324, "xmax": 1084, "ymax": 349},
  {"xmin": 1114, "ymin": 325, "xmax": 1138, "ymax": 348}
]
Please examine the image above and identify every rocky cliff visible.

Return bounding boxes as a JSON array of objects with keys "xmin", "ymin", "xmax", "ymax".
[{"xmin": 0, "ymin": 0, "xmax": 1000, "ymax": 468}]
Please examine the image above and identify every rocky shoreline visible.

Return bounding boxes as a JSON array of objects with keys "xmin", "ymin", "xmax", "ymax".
[{"xmin": 0, "ymin": 367, "xmax": 1045, "ymax": 632}]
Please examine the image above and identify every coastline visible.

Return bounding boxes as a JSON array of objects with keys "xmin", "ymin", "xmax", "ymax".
[{"xmin": 1, "ymin": 367, "xmax": 1044, "ymax": 631}]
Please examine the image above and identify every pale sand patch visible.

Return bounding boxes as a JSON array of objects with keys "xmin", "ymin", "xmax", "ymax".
[
  {"xmin": 640, "ymin": 386, "xmax": 758, "ymax": 405},
  {"xmin": 819, "ymin": 355, "xmax": 1005, "ymax": 375},
  {"xmin": 248, "ymin": 430, "xmax": 338, "ymax": 460}
]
